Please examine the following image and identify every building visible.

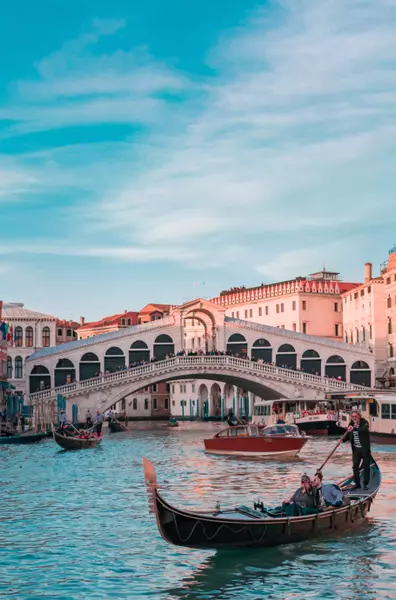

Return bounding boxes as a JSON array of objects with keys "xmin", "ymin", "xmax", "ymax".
[
  {"xmin": 137, "ymin": 304, "xmax": 173, "ymax": 324},
  {"xmin": 113, "ymin": 381, "xmax": 171, "ymax": 419},
  {"xmin": 56, "ymin": 319, "xmax": 79, "ymax": 344},
  {"xmin": 0, "ymin": 302, "xmax": 7, "ymax": 407},
  {"xmin": 342, "ymin": 263, "xmax": 386, "ymax": 367},
  {"xmin": 77, "ymin": 310, "xmax": 139, "ymax": 340},
  {"xmin": 381, "ymin": 246, "xmax": 396, "ymax": 385},
  {"xmin": 211, "ymin": 269, "xmax": 360, "ymax": 340}
]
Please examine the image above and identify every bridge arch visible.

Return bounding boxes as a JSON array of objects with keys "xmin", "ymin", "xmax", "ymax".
[
  {"xmin": 154, "ymin": 334, "xmax": 174, "ymax": 360},
  {"xmin": 129, "ymin": 340, "xmax": 150, "ymax": 364},
  {"xmin": 80, "ymin": 352, "xmax": 100, "ymax": 381},
  {"xmin": 105, "ymin": 347, "xmax": 125, "ymax": 372},
  {"xmin": 276, "ymin": 344, "xmax": 297, "ymax": 369},
  {"xmin": 198, "ymin": 383, "xmax": 209, "ymax": 418},
  {"xmin": 251, "ymin": 338, "xmax": 272, "ymax": 362},
  {"xmin": 300, "ymin": 349, "xmax": 321, "ymax": 376},
  {"xmin": 55, "ymin": 358, "xmax": 76, "ymax": 387},
  {"xmin": 350, "ymin": 360, "xmax": 371, "ymax": 387},
  {"xmin": 325, "ymin": 355, "xmax": 346, "ymax": 381},
  {"xmin": 210, "ymin": 383, "xmax": 222, "ymax": 418},
  {"xmin": 29, "ymin": 365, "xmax": 51, "ymax": 393},
  {"xmin": 227, "ymin": 333, "xmax": 248, "ymax": 355}
]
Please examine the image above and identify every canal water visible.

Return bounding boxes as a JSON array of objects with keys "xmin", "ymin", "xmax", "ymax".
[{"xmin": 1, "ymin": 422, "xmax": 395, "ymax": 600}]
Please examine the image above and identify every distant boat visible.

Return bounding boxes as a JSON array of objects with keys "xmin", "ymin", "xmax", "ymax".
[
  {"xmin": 0, "ymin": 431, "xmax": 48, "ymax": 445},
  {"xmin": 108, "ymin": 420, "xmax": 128, "ymax": 433}
]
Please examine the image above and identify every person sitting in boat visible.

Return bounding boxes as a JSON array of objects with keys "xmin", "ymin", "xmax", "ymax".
[
  {"xmin": 283, "ymin": 474, "xmax": 319, "ymax": 515},
  {"xmin": 227, "ymin": 409, "xmax": 238, "ymax": 427},
  {"xmin": 312, "ymin": 471, "xmax": 346, "ymax": 507}
]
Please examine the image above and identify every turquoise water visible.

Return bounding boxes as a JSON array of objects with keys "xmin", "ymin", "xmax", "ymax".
[{"xmin": 1, "ymin": 422, "xmax": 395, "ymax": 600}]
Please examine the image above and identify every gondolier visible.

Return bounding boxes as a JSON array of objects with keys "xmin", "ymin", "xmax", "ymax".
[
  {"xmin": 94, "ymin": 410, "xmax": 105, "ymax": 436},
  {"xmin": 59, "ymin": 410, "xmax": 68, "ymax": 435},
  {"xmin": 344, "ymin": 409, "xmax": 371, "ymax": 490}
]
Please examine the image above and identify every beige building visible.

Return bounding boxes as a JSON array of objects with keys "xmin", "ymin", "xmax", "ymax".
[{"xmin": 382, "ymin": 247, "xmax": 396, "ymax": 384}]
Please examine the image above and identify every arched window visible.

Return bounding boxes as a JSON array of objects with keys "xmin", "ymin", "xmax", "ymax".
[
  {"xmin": 300, "ymin": 349, "xmax": 321, "ymax": 375},
  {"xmin": 350, "ymin": 360, "xmax": 371, "ymax": 387},
  {"xmin": 15, "ymin": 326, "xmax": 23, "ymax": 347},
  {"xmin": 121, "ymin": 398, "xmax": 126, "ymax": 411},
  {"xmin": 55, "ymin": 358, "xmax": 75, "ymax": 387},
  {"xmin": 164, "ymin": 398, "xmax": 169, "ymax": 410},
  {"xmin": 7, "ymin": 357, "xmax": 12, "ymax": 378},
  {"xmin": 42, "ymin": 327, "xmax": 50, "ymax": 347},
  {"xmin": 79, "ymin": 352, "xmax": 100, "ymax": 381},
  {"xmin": 133, "ymin": 398, "xmax": 137, "ymax": 410},
  {"xmin": 154, "ymin": 334, "xmax": 174, "ymax": 360},
  {"xmin": 387, "ymin": 296, "xmax": 392, "ymax": 309},
  {"xmin": 129, "ymin": 340, "xmax": 150, "ymax": 364},
  {"xmin": 390, "ymin": 344, "xmax": 394, "ymax": 358},
  {"xmin": 276, "ymin": 344, "xmax": 297, "ymax": 369},
  {"xmin": 388, "ymin": 319, "xmax": 392, "ymax": 335},
  {"xmin": 104, "ymin": 347, "xmax": 125, "ymax": 372},
  {"xmin": 226, "ymin": 333, "xmax": 248, "ymax": 355},
  {"xmin": 29, "ymin": 365, "xmax": 51, "ymax": 393},
  {"xmin": 153, "ymin": 398, "xmax": 158, "ymax": 410},
  {"xmin": 251, "ymin": 338, "xmax": 272, "ymax": 362},
  {"xmin": 25, "ymin": 326, "xmax": 33, "ymax": 348},
  {"xmin": 14, "ymin": 356, "xmax": 23, "ymax": 379},
  {"xmin": 325, "ymin": 355, "xmax": 346, "ymax": 381},
  {"xmin": 144, "ymin": 398, "xmax": 149, "ymax": 410}
]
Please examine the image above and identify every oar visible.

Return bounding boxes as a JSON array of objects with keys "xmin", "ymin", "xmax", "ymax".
[{"xmin": 316, "ymin": 430, "xmax": 349, "ymax": 474}]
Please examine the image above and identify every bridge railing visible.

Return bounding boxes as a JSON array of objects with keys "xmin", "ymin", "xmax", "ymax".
[{"xmin": 28, "ymin": 355, "xmax": 367, "ymax": 402}]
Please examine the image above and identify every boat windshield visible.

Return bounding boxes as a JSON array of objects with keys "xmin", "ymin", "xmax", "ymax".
[{"xmin": 262, "ymin": 424, "xmax": 299, "ymax": 436}]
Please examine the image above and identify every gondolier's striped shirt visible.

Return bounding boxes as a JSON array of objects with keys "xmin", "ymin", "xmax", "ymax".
[{"xmin": 352, "ymin": 427, "xmax": 362, "ymax": 448}]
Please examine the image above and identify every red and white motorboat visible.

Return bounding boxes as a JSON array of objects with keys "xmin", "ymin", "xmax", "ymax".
[{"xmin": 203, "ymin": 424, "xmax": 308, "ymax": 458}]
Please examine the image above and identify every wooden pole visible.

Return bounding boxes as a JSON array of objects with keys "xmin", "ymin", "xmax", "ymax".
[{"xmin": 317, "ymin": 430, "xmax": 349, "ymax": 473}]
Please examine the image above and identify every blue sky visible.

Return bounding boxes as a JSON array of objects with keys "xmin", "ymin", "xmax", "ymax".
[{"xmin": 1, "ymin": 0, "xmax": 396, "ymax": 321}]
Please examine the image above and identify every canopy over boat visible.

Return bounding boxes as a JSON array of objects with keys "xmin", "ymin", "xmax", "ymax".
[{"xmin": 143, "ymin": 457, "xmax": 381, "ymax": 549}]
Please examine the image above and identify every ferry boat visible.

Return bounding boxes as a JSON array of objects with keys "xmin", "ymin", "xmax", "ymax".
[
  {"xmin": 325, "ymin": 391, "xmax": 396, "ymax": 444},
  {"xmin": 253, "ymin": 399, "xmax": 344, "ymax": 436}
]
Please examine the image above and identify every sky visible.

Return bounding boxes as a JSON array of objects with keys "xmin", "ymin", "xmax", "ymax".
[{"xmin": 1, "ymin": 0, "xmax": 396, "ymax": 321}]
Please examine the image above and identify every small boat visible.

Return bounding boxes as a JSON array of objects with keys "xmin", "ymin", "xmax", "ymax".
[
  {"xmin": 52, "ymin": 427, "xmax": 102, "ymax": 450},
  {"xmin": 0, "ymin": 431, "xmax": 48, "ymax": 445},
  {"xmin": 108, "ymin": 420, "xmax": 128, "ymax": 433},
  {"xmin": 143, "ymin": 457, "xmax": 381, "ymax": 549},
  {"xmin": 167, "ymin": 418, "xmax": 179, "ymax": 428},
  {"xmin": 203, "ymin": 424, "xmax": 308, "ymax": 458}
]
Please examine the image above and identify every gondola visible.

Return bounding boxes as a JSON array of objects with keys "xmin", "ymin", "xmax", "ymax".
[
  {"xmin": 143, "ymin": 457, "xmax": 381, "ymax": 549},
  {"xmin": 0, "ymin": 431, "xmax": 48, "ymax": 445},
  {"xmin": 108, "ymin": 420, "xmax": 128, "ymax": 433},
  {"xmin": 52, "ymin": 427, "xmax": 102, "ymax": 450}
]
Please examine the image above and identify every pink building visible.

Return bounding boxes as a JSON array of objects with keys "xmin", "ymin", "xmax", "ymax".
[
  {"xmin": 382, "ymin": 247, "xmax": 396, "ymax": 384},
  {"xmin": 0, "ymin": 301, "xmax": 8, "ymax": 407},
  {"xmin": 212, "ymin": 270, "xmax": 360, "ymax": 340}
]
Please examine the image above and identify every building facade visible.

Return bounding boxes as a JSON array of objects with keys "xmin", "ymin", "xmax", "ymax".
[
  {"xmin": 56, "ymin": 319, "xmax": 79, "ymax": 344},
  {"xmin": 0, "ymin": 302, "xmax": 7, "ymax": 407},
  {"xmin": 382, "ymin": 247, "xmax": 396, "ymax": 385},
  {"xmin": 77, "ymin": 311, "xmax": 139, "ymax": 340}
]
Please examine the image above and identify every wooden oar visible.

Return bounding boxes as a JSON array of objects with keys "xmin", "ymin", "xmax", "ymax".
[{"xmin": 316, "ymin": 430, "xmax": 349, "ymax": 474}]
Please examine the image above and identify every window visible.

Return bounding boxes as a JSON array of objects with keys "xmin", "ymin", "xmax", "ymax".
[
  {"xmin": 42, "ymin": 327, "xmax": 50, "ymax": 347},
  {"xmin": 265, "ymin": 306, "xmax": 269, "ymax": 315},
  {"xmin": 166, "ymin": 383, "xmax": 170, "ymax": 392},
  {"xmin": 360, "ymin": 290, "xmax": 364, "ymax": 297},
  {"xmin": 121, "ymin": 398, "xmax": 126, "ymax": 410},
  {"xmin": 356, "ymin": 329, "xmax": 360, "ymax": 343},
  {"xmin": 334, "ymin": 302, "xmax": 339, "ymax": 312},
  {"xmin": 387, "ymin": 277, "xmax": 391, "ymax": 285},
  {"xmin": 14, "ymin": 357, "xmax": 23, "ymax": 379},
  {"xmin": 351, "ymin": 331, "xmax": 354, "ymax": 344},
  {"xmin": 249, "ymin": 309, "xmax": 253, "ymax": 318},
  {"xmin": 232, "ymin": 312, "xmax": 234, "ymax": 318},
  {"xmin": 302, "ymin": 322, "xmax": 307, "ymax": 334},
  {"xmin": 259, "ymin": 307, "xmax": 262, "ymax": 317},
  {"xmin": 345, "ymin": 333, "xmax": 348, "ymax": 343},
  {"xmin": 302, "ymin": 301, "xmax": 307, "ymax": 310},
  {"xmin": 191, "ymin": 337, "xmax": 195, "ymax": 348},
  {"xmin": 192, "ymin": 384, "xmax": 195, "ymax": 393},
  {"xmin": 7, "ymin": 357, "xmax": 12, "ymax": 378},
  {"xmin": 362, "ymin": 327, "xmax": 365, "ymax": 341},
  {"xmin": 236, "ymin": 311, "xmax": 239, "ymax": 318},
  {"xmin": 392, "ymin": 405, "xmax": 396, "ymax": 420},
  {"xmin": 152, "ymin": 383, "xmax": 158, "ymax": 392},
  {"xmin": 382, "ymin": 404, "xmax": 390, "ymax": 419},
  {"xmin": 65, "ymin": 329, "xmax": 71, "ymax": 337},
  {"xmin": 192, "ymin": 319, "xmax": 195, "ymax": 327},
  {"xmin": 144, "ymin": 398, "xmax": 149, "ymax": 410},
  {"xmin": 198, "ymin": 337, "xmax": 201, "ymax": 347},
  {"xmin": 281, "ymin": 303, "xmax": 284, "ymax": 313},
  {"xmin": 172, "ymin": 400, "xmax": 175, "ymax": 406},
  {"xmin": 292, "ymin": 323, "xmax": 296, "ymax": 331},
  {"xmin": 121, "ymin": 318, "xmax": 126, "ymax": 326},
  {"xmin": 335, "ymin": 324, "xmax": 340, "ymax": 337},
  {"xmin": 292, "ymin": 301, "xmax": 296, "ymax": 311},
  {"xmin": 354, "ymin": 292, "xmax": 358, "ymax": 300},
  {"xmin": 387, "ymin": 296, "xmax": 392, "ymax": 309},
  {"xmin": 172, "ymin": 385, "xmax": 175, "ymax": 393},
  {"xmin": 57, "ymin": 328, "xmax": 62, "ymax": 337},
  {"xmin": 127, "ymin": 319, "xmax": 131, "ymax": 326},
  {"xmin": 164, "ymin": 398, "xmax": 169, "ymax": 410},
  {"xmin": 15, "ymin": 326, "xmax": 23, "ymax": 347},
  {"xmin": 25, "ymin": 327, "xmax": 33, "ymax": 348},
  {"xmin": 245, "ymin": 310, "xmax": 248, "ymax": 318},
  {"xmin": 390, "ymin": 344, "xmax": 394, "ymax": 358},
  {"xmin": 276, "ymin": 304, "xmax": 279, "ymax": 313},
  {"xmin": 133, "ymin": 398, "xmax": 137, "ymax": 410},
  {"xmin": 367, "ymin": 286, "xmax": 371, "ymax": 293},
  {"xmin": 388, "ymin": 319, "xmax": 392, "ymax": 335}
]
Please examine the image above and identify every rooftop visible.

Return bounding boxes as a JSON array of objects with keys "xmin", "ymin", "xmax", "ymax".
[
  {"xmin": 3, "ymin": 303, "xmax": 57, "ymax": 321},
  {"xmin": 78, "ymin": 311, "xmax": 139, "ymax": 331}
]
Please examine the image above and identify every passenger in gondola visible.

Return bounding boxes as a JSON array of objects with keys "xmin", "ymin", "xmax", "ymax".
[
  {"xmin": 283, "ymin": 474, "xmax": 319, "ymax": 516},
  {"xmin": 312, "ymin": 471, "xmax": 346, "ymax": 507},
  {"xmin": 343, "ymin": 409, "xmax": 371, "ymax": 490}
]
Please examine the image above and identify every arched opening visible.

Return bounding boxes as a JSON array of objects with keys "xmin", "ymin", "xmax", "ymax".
[
  {"xmin": 183, "ymin": 307, "xmax": 217, "ymax": 351},
  {"xmin": 154, "ymin": 334, "xmax": 174, "ymax": 360},
  {"xmin": 210, "ymin": 383, "xmax": 221, "ymax": 418},
  {"xmin": 198, "ymin": 384, "xmax": 209, "ymax": 419},
  {"xmin": 300, "ymin": 349, "xmax": 321, "ymax": 375},
  {"xmin": 25, "ymin": 326, "xmax": 33, "ymax": 348},
  {"xmin": 129, "ymin": 340, "xmax": 150, "ymax": 364},
  {"xmin": 79, "ymin": 352, "xmax": 100, "ymax": 381},
  {"xmin": 144, "ymin": 398, "xmax": 149, "ymax": 411},
  {"xmin": 325, "ymin": 355, "xmax": 346, "ymax": 381},
  {"xmin": 104, "ymin": 347, "xmax": 125, "ymax": 372},
  {"xmin": 55, "ymin": 358, "xmax": 76, "ymax": 387},
  {"xmin": 350, "ymin": 360, "xmax": 371, "ymax": 387},
  {"xmin": 7, "ymin": 357, "xmax": 12, "ymax": 379},
  {"xmin": 276, "ymin": 343, "xmax": 297, "ymax": 369},
  {"xmin": 15, "ymin": 326, "xmax": 23, "ymax": 348},
  {"xmin": 226, "ymin": 333, "xmax": 248, "ymax": 356},
  {"xmin": 14, "ymin": 356, "xmax": 23, "ymax": 379},
  {"xmin": 29, "ymin": 365, "xmax": 51, "ymax": 393},
  {"xmin": 251, "ymin": 338, "xmax": 272, "ymax": 362},
  {"xmin": 133, "ymin": 398, "xmax": 138, "ymax": 410},
  {"xmin": 42, "ymin": 327, "xmax": 51, "ymax": 347}
]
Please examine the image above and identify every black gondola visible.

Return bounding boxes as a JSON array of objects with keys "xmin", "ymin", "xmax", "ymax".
[
  {"xmin": 143, "ymin": 457, "xmax": 381, "ymax": 549},
  {"xmin": 108, "ymin": 420, "xmax": 128, "ymax": 433}
]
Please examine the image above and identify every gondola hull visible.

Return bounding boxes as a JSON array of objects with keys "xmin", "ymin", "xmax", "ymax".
[
  {"xmin": 0, "ymin": 432, "xmax": 47, "ymax": 445},
  {"xmin": 53, "ymin": 429, "xmax": 102, "ymax": 450},
  {"xmin": 143, "ymin": 458, "xmax": 381, "ymax": 549},
  {"xmin": 108, "ymin": 421, "xmax": 128, "ymax": 433}
]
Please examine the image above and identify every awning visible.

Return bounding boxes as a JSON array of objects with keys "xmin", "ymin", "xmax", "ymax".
[{"xmin": 0, "ymin": 381, "xmax": 9, "ymax": 389}]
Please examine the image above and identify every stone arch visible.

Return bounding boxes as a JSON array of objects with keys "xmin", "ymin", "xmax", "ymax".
[
  {"xmin": 129, "ymin": 340, "xmax": 150, "ymax": 364},
  {"xmin": 325, "ymin": 355, "xmax": 346, "ymax": 381},
  {"xmin": 300, "ymin": 349, "xmax": 321, "ymax": 375},
  {"xmin": 198, "ymin": 383, "xmax": 209, "ymax": 419},
  {"xmin": 350, "ymin": 360, "xmax": 371, "ymax": 387},
  {"xmin": 55, "ymin": 358, "xmax": 76, "ymax": 388},
  {"xmin": 226, "ymin": 333, "xmax": 248, "ymax": 356},
  {"xmin": 80, "ymin": 352, "xmax": 100, "ymax": 381},
  {"xmin": 210, "ymin": 382, "xmax": 222, "ymax": 418},
  {"xmin": 251, "ymin": 338, "xmax": 272, "ymax": 362},
  {"xmin": 29, "ymin": 365, "xmax": 51, "ymax": 393},
  {"xmin": 183, "ymin": 307, "xmax": 217, "ymax": 351},
  {"xmin": 154, "ymin": 334, "xmax": 174, "ymax": 360},
  {"xmin": 276, "ymin": 343, "xmax": 297, "ymax": 369},
  {"xmin": 104, "ymin": 346, "xmax": 125, "ymax": 372}
]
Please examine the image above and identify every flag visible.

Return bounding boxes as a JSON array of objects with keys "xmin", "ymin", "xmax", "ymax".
[{"xmin": 8, "ymin": 324, "xmax": 13, "ymax": 346}]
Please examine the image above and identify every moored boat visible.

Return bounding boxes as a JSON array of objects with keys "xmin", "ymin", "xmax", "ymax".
[
  {"xmin": 108, "ymin": 420, "xmax": 128, "ymax": 433},
  {"xmin": 167, "ymin": 417, "xmax": 179, "ymax": 428},
  {"xmin": 203, "ymin": 423, "xmax": 308, "ymax": 458},
  {"xmin": 52, "ymin": 427, "xmax": 102, "ymax": 450},
  {"xmin": 0, "ymin": 431, "xmax": 48, "ymax": 445},
  {"xmin": 143, "ymin": 457, "xmax": 381, "ymax": 549}
]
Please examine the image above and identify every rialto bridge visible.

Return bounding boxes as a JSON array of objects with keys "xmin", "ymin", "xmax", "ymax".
[{"xmin": 26, "ymin": 299, "xmax": 374, "ymax": 418}]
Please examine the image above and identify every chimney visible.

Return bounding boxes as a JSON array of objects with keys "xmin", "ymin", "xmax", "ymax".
[
  {"xmin": 364, "ymin": 262, "xmax": 372, "ymax": 283},
  {"xmin": 124, "ymin": 309, "xmax": 128, "ymax": 314},
  {"xmin": 80, "ymin": 316, "xmax": 85, "ymax": 325}
]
